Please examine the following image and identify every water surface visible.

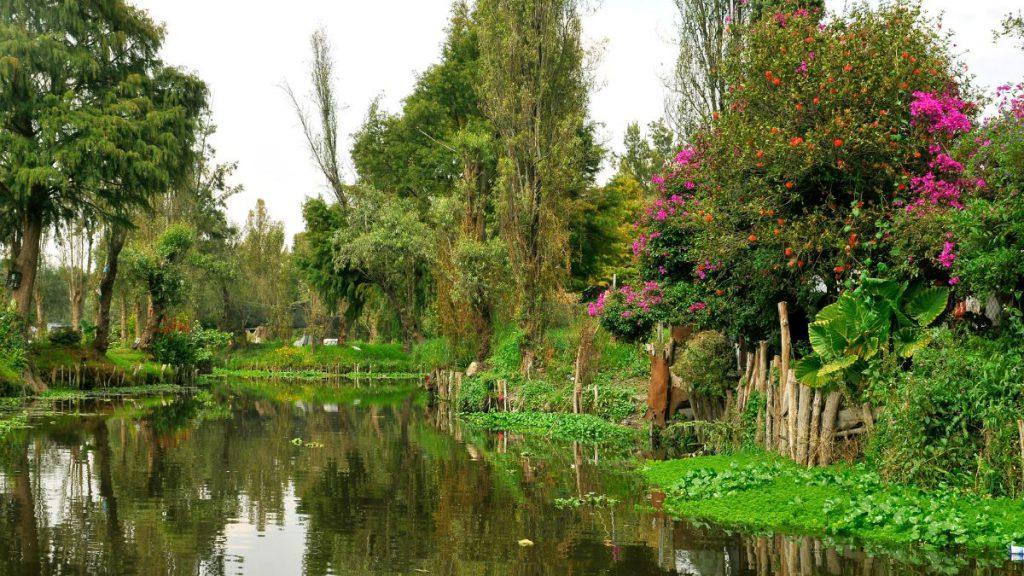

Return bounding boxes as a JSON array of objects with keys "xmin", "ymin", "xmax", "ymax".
[{"xmin": 0, "ymin": 383, "xmax": 1019, "ymax": 575}]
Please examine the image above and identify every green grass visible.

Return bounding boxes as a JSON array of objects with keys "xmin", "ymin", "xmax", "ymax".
[
  {"xmin": 28, "ymin": 342, "xmax": 172, "ymax": 387},
  {"xmin": 644, "ymin": 451, "xmax": 1024, "ymax": 555},
  {"xmin": 219, "ymin": 340, "xmax": 419, "ymax": 372},
  {"xmin": 211, "ymin": 379, "xmax": 425, "ymax": 407},
  {"xmin": 461, "ymin": 411, "xmax": 640, "ymax": 447}
]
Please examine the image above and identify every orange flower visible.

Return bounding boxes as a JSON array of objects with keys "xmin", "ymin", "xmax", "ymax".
[
  {"xmin": 834, "ymin": 138, "xmax": 843, "ymax": 147},
  {"xmin": 772, "ymin": 77, "xmax": 781, "ymax": 86},
  {"xmin": 785, "ymin": 248, "xmax": 793, "ymax": 257},
  {"xmin": 704, "ymin": 213, "xmax": 713, "ymax": 223},
  {"xmin": 756, "ymin": 150, "xmax": 764, "ymax": 159},
  {"xmin": 843, "ymin": 63, "xmax": 853, "ymax": 72},
  {"xmin": 789, "ymin": 137, "xmax": 804, "ymax": 147},
  {"xmin": 748, "ymin": 234, "xmax": 758, "ymax": 243},
  {"xmin": 785, "ymin": 181, "xmax": 794, "ymax": 189},
  {"xmin": 795, "ymin": 103, "xmax": 803, "ymax": 111},
  {"xmin": 812, "ymin": 97, "xmax": 820, "ymax": 105}
]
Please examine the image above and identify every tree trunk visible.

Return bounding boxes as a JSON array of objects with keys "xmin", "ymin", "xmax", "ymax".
[
  {"xmin": 70, "ymin": 287, "xmax": 83, "ymax": 331},
  {"xmin": 11, "ymin": 207, "xmax": 43, "ymax": 318},
  {"xmin": 140, "ymin": 296, "xmax": 160, "ymax": 349},
  {"xmin": 33, "ymin": 282, "xmax": 44, "ymax": 334},
  {"xmin": 10, "ymin": 206, "xmax": 46, "ymax": 392},
  {"xmin": 134, "ymin": 298, "xmax": 144, "ymax": 345},
  {"xmin": 818, "ymin": 390, "xmax": 843, "ymax": 465},
  {"xmin": 119, "ymin": 293, "xmax": 128, "ymax": 342},
  {"xmin": 93, "ymin": 228, "xmax": 126, "ymax": 355}
]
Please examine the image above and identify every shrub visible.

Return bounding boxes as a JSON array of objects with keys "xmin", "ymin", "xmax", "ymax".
[
  {"xmin": 868, "ymin": 328, "xmax": 1024, "ymax": 497},
  {"xmin": 672, "ymin": 331, "xmax": 735, "ymax": 398},
  {"xmin": 48, "ymin": 327, "xmax": 83, "ymax": 346},
  {"xmin": 153, "ymin": 326, "xmax": 231, "ymax": 372},
  {"xmin": 0, "ymin": 309, "xmax": 27, "ymax": 373}
]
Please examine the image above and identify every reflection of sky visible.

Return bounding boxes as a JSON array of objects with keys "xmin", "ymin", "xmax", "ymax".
[{"xmin": 221, "ymin": 483, "xmax": 308, "ymax": 576}]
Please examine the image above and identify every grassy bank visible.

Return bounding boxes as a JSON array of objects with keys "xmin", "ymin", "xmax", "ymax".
[
  {"xmin": 644, "ymin": 451, "xmax": 1024, "ymax": 555},
  {"xmin": 218, "ymin": 340, "xmax": 437, "ymax": 374},
  {"xmin": 461, "ymin": 411, "xmax": 640, "ymax": 447}
]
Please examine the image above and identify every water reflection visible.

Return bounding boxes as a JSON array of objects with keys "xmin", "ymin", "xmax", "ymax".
[{"xmin": 0, "ymin": 386, "xmax": 1018, "ymax": 575}]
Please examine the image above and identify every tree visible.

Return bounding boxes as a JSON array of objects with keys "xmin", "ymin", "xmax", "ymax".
[
  {"xmin": 91, "ymin": 68, "xmax": 207, "ymax": 354},
  {"xmin": 55, "ymin": 218, "xmax": 96, "ymax": 331},
  {"xmin": 123, "ymin": 225, "xmax": 195, "ymax": 349},
  {"xmin": 0, "ymin": 0, "xmax": 162, "ymax": 321},
  {"xmin": 667, "ymin": 0, "xmax": 748, "ymax": 137},
  {"xmin": 332, "ymin": 187, "xmax": 433, "ymax": 351},
  {"xmin": 237, "ymin": 199, "xmax": 294, "ymax": 338},
  {"xmin": 477, "ymin": 0, "xmax": 592, "ymax": 373},
  {"xmin": 619, "ymin": 121, "xmax": 677, "ymax": 196},
  {"xmin": 286, "ymin": 29, "xmax": 349, "ymax": 208},
  {"xmin": 599, "ymin": 3, "xmax": 968, "ymax": 343}
]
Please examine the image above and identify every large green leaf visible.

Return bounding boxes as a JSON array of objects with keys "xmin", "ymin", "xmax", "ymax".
[
  {"xmin": 861, "ymin": 277, "xmax": 905, "ymax": 309},
  {"xmin": 893, "ymin": 327, "xmax": 931, "ymax": 358},
  {"xmin": 793, "ymin": 354, "xmax": 833, "ymax": 388},
  {"xmin": 818, "ymin": 354, "xmax": 859, "ymax": 377},
  {"xmin": 808, "ymin": 321, "xmax": 847, "ymax": 357},
  {"xmin": 903, "ymin": 284, "xmax": 949, "ymax": 327}
]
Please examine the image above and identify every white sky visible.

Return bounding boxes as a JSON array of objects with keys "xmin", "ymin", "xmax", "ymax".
[{"xmin": 131, "ymin": 0, "xmax": 1024, "ymax": 240}]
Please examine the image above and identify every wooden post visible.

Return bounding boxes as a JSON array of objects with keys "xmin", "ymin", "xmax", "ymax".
[
  {"xmin": 765, "ymin": 358, "xmax": 776, "ymax": 451},
  {"xmin": 795, "ymin": 378, "xmax": 812, "ymax": 465},
  {"xmin": 818, "ymin": 390, "xmax": 842, "ymax": 465},
  {"xmin": 779, "ymin": 302, "xmax": 798, "ymax": 460},
  {"xmin": 1017, "ymin": 420, "xmax": 1024, "ymax": 489},
  {"xmin": 808, "ymin": 390, "xmax": 822, "ymax": 466}
]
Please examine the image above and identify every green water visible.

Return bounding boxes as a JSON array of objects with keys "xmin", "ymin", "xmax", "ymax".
[{"xmin": 0, "ymin": 383, "xmax": 1019, "ymax": 575}]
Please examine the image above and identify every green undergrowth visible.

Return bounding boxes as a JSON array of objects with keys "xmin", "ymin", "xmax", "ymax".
[
  {"xmin": 644, "ymin": 451, "xmax": 1024, "ymax": 555},
  {"xmin": 218, "ymin": 340, "xmax": 430, "ymax": 373},
  {"xmin": 456, "ymin": 325, "xmax": 648, "ymax": 422},
  {"xmin": 213, "ymin": 379, "xmax": 425, "ymax": 407},
  {"xmin": 460, "ymin": 411, "xmax": 639, "ymax": 447},
  {"xmin": 28, "ymin": 343, "xmax": 173, "ymax": 387}
]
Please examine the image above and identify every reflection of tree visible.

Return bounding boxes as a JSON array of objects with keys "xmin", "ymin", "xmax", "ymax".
[{"xmin": 0, "ymin": 392, "xmax": 948, "ymax": 575}]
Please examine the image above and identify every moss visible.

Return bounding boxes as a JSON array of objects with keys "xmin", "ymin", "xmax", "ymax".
[{"xmin": 644, "ymin": 451, "xmax": 1024, "ymax": 555}]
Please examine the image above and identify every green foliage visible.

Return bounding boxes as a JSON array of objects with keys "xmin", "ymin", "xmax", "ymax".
[
  {"xmin": 794, "ymin": 278, "xmax": 948, "ymax": 388},
  {"xmin": 48, "ymin": 327, "xmax": 83, "ymax": 347},
  {"xmin": 951, "ymin": 102, "xmax": 1024, "ymax": 312},
  {"xmin": 868, "ymin": 329, "xmax": 1024, "ymax": 497},
  {"xmin": 0, "ymin": 308, "xmax": 26, "ymax": 375},
  {"xmin": 672, "ymin": 331, "xmax": 735, "ymax": 398},
  {"xmin": 461, "ymin": 411, "xmax": 639, "ymax": 446},
  {"xmin": 645, "ymin": 452, "xmax": 1024, "ymax": 555},
  {"xmin": 152, "ymin": 327, "xmax": 230, "ymax": 371},
  {"xmin": 633, "ymin": 3, "xmax": 967, "ymax": 340},
  {"xmin": 553, "ymin": 492, "xmax": 619, "ymax": 510}
]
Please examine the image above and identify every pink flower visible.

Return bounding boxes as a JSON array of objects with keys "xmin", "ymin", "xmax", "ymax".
[
  {"xmin": 910, "ymin": 91, "xmax": 972, "ymax": 135},
  {"xmin": 938, "ymin": 241, "xmax": 956, "ymax": 268}
]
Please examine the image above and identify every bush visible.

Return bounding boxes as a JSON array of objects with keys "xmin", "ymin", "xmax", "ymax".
[
  {"xmin": 152, "ymin": 327, "xmax": 231, "ymax": 372},
  {"xmin": 48, "ymin": 327, "xmax": 83, "ymax": 346},
  {"xmin": 868, "ymin": 328, "xmax": 1024, "ymax": 497},
  {"xmin": 0, "ymin": 309, "xmax": 27, "ymax": 373},
  {"xmin": 672, "ymin": 331, "xmax": 735, "ymax": 398}
]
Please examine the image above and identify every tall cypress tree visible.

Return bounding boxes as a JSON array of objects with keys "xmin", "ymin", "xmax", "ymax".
[{"xmin": 0, "ymin": 1, "xmax": 206, "ymax": 383}]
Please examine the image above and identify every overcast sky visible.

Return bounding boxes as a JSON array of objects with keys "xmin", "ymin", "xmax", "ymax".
[{"xmin": 131, "ymin": 0, "xmax": 1024, "ymax": 240}]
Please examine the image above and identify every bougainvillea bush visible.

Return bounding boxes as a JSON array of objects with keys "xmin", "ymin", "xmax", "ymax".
[
  {"xmin": 598, "ymin": 3, "xmax": 973, "ymax": 343},
  {"xmin": 947, "ymin": 82, "xmax": 1024, "ymax": 314}
]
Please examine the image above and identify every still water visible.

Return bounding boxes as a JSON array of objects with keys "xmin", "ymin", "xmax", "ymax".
[{"xmin": 0, "ymin": 383, "xmax": 1020, "ymax": 575}]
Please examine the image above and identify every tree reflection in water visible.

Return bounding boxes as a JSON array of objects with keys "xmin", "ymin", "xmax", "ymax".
[{"xmin": 0, "ymin": 387, "xmax": 1019, "ymax": 575}]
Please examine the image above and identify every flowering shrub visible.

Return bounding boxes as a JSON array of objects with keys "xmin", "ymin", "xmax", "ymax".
[
  {"xmin": 593, "ymin": 2, "xmax": 969, "ymax": 342},
  {"xmin": 590, "ymin": 282, "xmax": 663, "ymax": 342},
  {"xmin": 947, "ymin": 82, "xmax": 1024, "ymax": 311}
]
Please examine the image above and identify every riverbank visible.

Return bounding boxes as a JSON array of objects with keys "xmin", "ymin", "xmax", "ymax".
[{"xmin": 644, "ymin": 451, "xmax": 1024, "ymax": 556}]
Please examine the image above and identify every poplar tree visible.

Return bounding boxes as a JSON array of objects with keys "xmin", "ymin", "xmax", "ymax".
[{"xmin": 476, "ymin": 0, "xmax": 590, "ymax": 373}]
